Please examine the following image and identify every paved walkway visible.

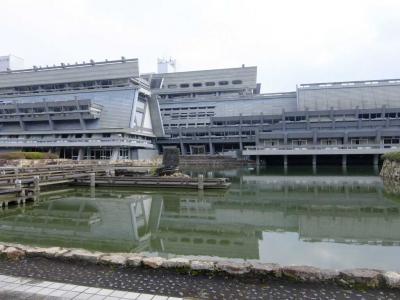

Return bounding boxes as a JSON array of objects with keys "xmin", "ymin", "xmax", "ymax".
[
  {"xmin": 0, "ymin": 257, "xmax": 399, "ymax": 299},
  {"xmin": 0, "ymin": 274, "xmax": 181, "ymax": 299}
]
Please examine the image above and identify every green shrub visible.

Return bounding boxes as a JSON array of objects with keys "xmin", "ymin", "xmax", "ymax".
[
  {"xmin": 0, "ymin": 151, "xmax": 59, "ymax": 160},
  {"xmin": 382, "ymin": 152, "xmax": 400, "ymax": 162}
]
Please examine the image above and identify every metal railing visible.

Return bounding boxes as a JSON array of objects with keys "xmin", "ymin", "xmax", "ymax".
[
  {"xmin": 0, "ymin": 137, "xmax": 153, "ymax": 146},
  {"xmin": 245, "ymin": 143, "xmax": 400, "ymax": 151}
]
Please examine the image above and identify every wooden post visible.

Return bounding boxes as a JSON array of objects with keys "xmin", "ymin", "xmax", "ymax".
[
  {"xmin": 198, "ymin": 174, "xmax": 204, "ymax": 190},
  {"xmin": 90, "ymin": 173, "xmax": 96, "ymax": 187}
]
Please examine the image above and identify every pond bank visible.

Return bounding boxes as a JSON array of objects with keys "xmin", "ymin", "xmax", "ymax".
[{"xmin": 1, "ymin": 243, "xmax": 399, "ymax": 290}]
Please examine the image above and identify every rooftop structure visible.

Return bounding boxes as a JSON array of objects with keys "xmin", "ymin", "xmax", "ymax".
[{"xmin": 0, "ymin": 55, "xmax": 24, "ymax": 72}]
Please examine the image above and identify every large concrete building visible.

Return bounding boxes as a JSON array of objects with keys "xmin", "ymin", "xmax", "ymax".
[
  {"xmin": 1, "ymin": 55, "xmax": 400, "ymax": 163},
  {"xmin": 0, "ymin": 58, "xmax": 163, "ymax": 160},
  {"xmin": 152, "ymin": 66, "xmax": 400, "ymax": 165}
]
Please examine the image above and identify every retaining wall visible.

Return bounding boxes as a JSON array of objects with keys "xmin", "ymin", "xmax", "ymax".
[{"xmin": 0, "ymin": 243, "xmax": 399, "ymax": 289}]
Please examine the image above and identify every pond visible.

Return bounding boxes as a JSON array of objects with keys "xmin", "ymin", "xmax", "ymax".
[{"xmin": 1, "ymin": 166, "xmax": 399, "ymax": 271}]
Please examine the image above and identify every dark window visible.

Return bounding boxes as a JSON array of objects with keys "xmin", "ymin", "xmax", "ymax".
[
  {"xmin": 205, "ymin": 82, "xmax": 215, "ymax": 86},
  {"xmin": 193, "ymin": 82, "xmax": 202, "ymax": 87},
  {"xmin": 167, "ymin": 84, "xmax": 177, "ymax": 88},
  {"xmin": 180, "ymin": 83, "xmax": 189, "ymax": 88},
  {"xmin": 385, "ymin": 113, "xmax": 397, "ymax": 118},
  {"xmin": 232, "ymin": 80, "xmax": 243, "ymax": 84},
  {"xmin": 102, "ymin": 133, "xmax": 111, "ymax": 138},
  {"xmin": 218, "ymin": 81, "xmax": 229, "ymax": 85}
]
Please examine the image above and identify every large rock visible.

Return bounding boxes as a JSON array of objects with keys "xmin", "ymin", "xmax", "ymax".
[
  {"xmin": 190, "ymin": 260, "xmax": 215, "ymax": 271},
  {"xmin": 100, "ymin": 254, "xmax": 127, "ymax": 266},
  {"xmin": 0, "ymin": 244, "xmax": 5, "ymax": 252},
  {"xmin": 126, "ymin": 255, "xmax": 143, "ymax": 267},
  {"xmin": 340, "ymin": 268, "xmax": 383, "ymax": 288},
  {"xmin": 61, "ymin": 249, "xmax": 104, "ymax": 263},
  {"xmin": 383, "ymin": 271, "xmax": 400, "ymax": 288},
  {"xmin": 215, "ymin": 261, "xmax": 251, "ymax": 275},
  {"xmin": 162, "ymin": 257, "xmax": 190, "ymax": 269},
  {"xmin": 250, "ymin": 262, "xmax": 282, "ymax": 277},
  {"xmin": 25, "ymin": 246, "xmax": 69, "ymax": 258},
  {"xmin": 142, "ymin": 257, "xmax": 165, "ymax": 269},
  {"xmin": 4, "ymin": 247, "xmax": 25, "ymax": 260},
  {"xmin": 282, "ymin": 266, "xmax": 338, "ymax": 282}
]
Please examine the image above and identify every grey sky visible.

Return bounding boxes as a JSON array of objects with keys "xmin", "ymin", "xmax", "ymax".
[{"xmin": 1, "ymin": 0, "xmax": 399, "ymax": 92}]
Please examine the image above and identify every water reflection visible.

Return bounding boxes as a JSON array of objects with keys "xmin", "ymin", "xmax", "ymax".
[{"xmin": 0, "ymin": 168, "xmax": 400, "ymax": 270}]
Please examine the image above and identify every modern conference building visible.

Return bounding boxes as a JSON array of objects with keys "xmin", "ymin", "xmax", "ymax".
[
  {"xmin": 0, "ymin": 58, "xmax": 163, "ymax": 160},
  {"xmin": 1, "ymin": 56, "xmax": 400, "ymax": 164},
  {"xmin": 153, "ymin": 66, "xmax": 400, "ymax": 165}
]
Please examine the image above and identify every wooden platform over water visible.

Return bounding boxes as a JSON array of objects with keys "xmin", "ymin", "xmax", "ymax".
[{"xmin": 75, "ymin": 176, "xmax": 231, "ymax": 189}]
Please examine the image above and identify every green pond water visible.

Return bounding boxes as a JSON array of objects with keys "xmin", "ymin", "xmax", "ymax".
[{"xmin": 1, "ymin": 166, "xmax": 400, "ymax": 271}]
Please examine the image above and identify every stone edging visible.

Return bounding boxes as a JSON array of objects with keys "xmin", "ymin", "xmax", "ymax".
[{"xmin": 1, "ymin": 243, "xmax": 399, "ymax": 289}]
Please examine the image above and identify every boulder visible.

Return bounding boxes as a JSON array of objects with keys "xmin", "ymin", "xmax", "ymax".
[
  {"xmin": 215, "ymin": 261, "xmax": 251, "ymax": 275},
  {"xmin": 61, "ymin": 249, "xmax": 104, "ymax": 263},
  {"xmin": 142, "ymin": 257, "xmax": 165, "ymax": 269},
  {"xmin": 250, "ymin": 262, "xmax": 282, "ymax": 277},
  {"xmin": 126, "ymin": 255, "xmax": 143, "ymax": 267},
  {"xmin": 100, "ymin": 254, "xmax": 127, "ymax": 266},
  {"xmin": 25, "ymin": 246, "xmax": 69, "ymax": 258},
  {"xmin": 190, "ymin": 260, "xmax": 215, "ymax": 271},
  {"xmin": 340, "ymin": 268, "xmax": 383, "ymax": 288},
  {"xmin": 162, "ymin": 257, "xmax": 190, "ymax": 269},
  {"xmin": 4, "ymin": 247, "xmax": 25, "ymax": 260},
  {"xmin": 383, "ymin": 271, "xmax": 400, "ymax": 288},
  {"xmin": 282, "ymin": 265, "xmax": 339, "ymax": 282},
  {"xmin": 0, "ymin": 244, "xmax": 5, "ymax": 252}
]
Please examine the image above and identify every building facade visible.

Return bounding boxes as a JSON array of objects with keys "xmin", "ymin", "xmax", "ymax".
[
  {"xmin": 0, "ymin": 58, "xmax": 163, "ymax": 160},
  {"xmin": 153, "ymin": 67, "xmax": 400, "ymax": 164}
]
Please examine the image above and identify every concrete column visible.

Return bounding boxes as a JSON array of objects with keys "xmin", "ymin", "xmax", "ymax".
[
  {"xmin": 312, "ymin": 155, "xmax": 317, "ymax": 174},
  {"xmin": 77, "ymin": 148, "xmax": 85, "ymax": 161},
  {"xmin": 198, "ymin": 174, "xmax": 204, "ymax": 190},
  {"xmin": 283, "ymin": 155, "xmax": 288, "ymax": 167},
  {"xmin": 342, "ymin": 154, "xmax": 347, "ymax": 167},
  {"xmin": 373, "ymin": 154, "xmax": 379, "ymax": 166},
  {"xmin": 256, "ymin": 155, "xmax": 260, "ymax": 167},
  {"xmin": 111, "ymin": 147, "xmax": 119, "ymax": 161},
  {"xmin": 90, "ymin": 173, "xmax": 96, "ymax": 187},
  {"xmin": 209, "ymin": 142, "xmax": 214, "ymax": 155}
]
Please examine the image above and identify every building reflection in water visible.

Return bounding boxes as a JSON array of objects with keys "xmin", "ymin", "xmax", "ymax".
[{"xmin": 0, "ymin": 172, "xmax": 400, "ymax": 270}]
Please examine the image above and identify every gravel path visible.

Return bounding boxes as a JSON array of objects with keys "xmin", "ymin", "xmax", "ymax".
[{"xmin": 0, "ymin": 257, "xmax": 399, "ymax": 300}]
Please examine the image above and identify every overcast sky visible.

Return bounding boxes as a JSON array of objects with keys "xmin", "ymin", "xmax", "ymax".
[{"xmin": 1, "ymin": 0, "xmax": 400, "ymax": 92}]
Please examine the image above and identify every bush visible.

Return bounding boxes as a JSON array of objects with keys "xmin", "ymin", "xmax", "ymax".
[
  {"xmin": 0, "ymin": 151, "xmax": 59, "ymax": 160},
  {"xmin": 382, "ymin": 152, "xmax": 400, "ymax": 162}
]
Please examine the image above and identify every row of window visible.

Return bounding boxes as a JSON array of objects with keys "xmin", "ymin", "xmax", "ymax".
[
  {"xmin": 160, "ymin": 106, "xmax": 215, "ymax": 111},
  {"xmin": 164, "ymin": 80, "xmax": 243, "ymax": 89},
  {"xmin": 2, "ymin": 133, "xmax": 152, "ymax": 140},
  {"xmin": 0, "ymin": 79, "xmax": 129, "ymax": 96}
]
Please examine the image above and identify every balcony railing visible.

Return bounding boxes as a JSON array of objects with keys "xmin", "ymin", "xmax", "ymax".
[
  {"xmin": 245, "ymin": 143, "xmax": 400, "ymax": 151},
  {"xmin": 0, "ymin": 137, "xmax": 153, "ymax": 147}
]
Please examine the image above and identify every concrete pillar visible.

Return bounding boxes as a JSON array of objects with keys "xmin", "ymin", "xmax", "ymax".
[
  {"xmin": 256, "ymin": 155, "xmax": 260, "ymax": 167},
  {"xmin": 77, "ymin": 148, "xmax": 85, "ymax": 161},
  {"xmin": 342, "ymin": 154, "xmax": 347, "ymax": 167},
  {"xmin": 90, "ymin": 173, "xmax": 96, "ymax": 187},
  {"xmin": 312, "ymin": 155, "xmax": 317, "ymax": 174},
  {"xmin": 373, "ymin": 154, "xmax": 379, "ymax": 165},
  {"xmin": 283, "ymin": 155, "xmax": 288, "ymax": 167},
  {"xmin": 209, "ymin": 142, "xmax": 214, "ymax": 155},
  {"xmin": 198, "ymin": 174, "xmax": 204, "ymax": 190},
  {"xmin": 111, "ymin": 147, "xmax": 119, "ymax": 161}
]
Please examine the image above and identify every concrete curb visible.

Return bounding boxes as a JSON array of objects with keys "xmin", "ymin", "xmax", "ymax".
[{"xmin": 1, "ymin": 243, "xmax": 399, "ymax": 289}]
